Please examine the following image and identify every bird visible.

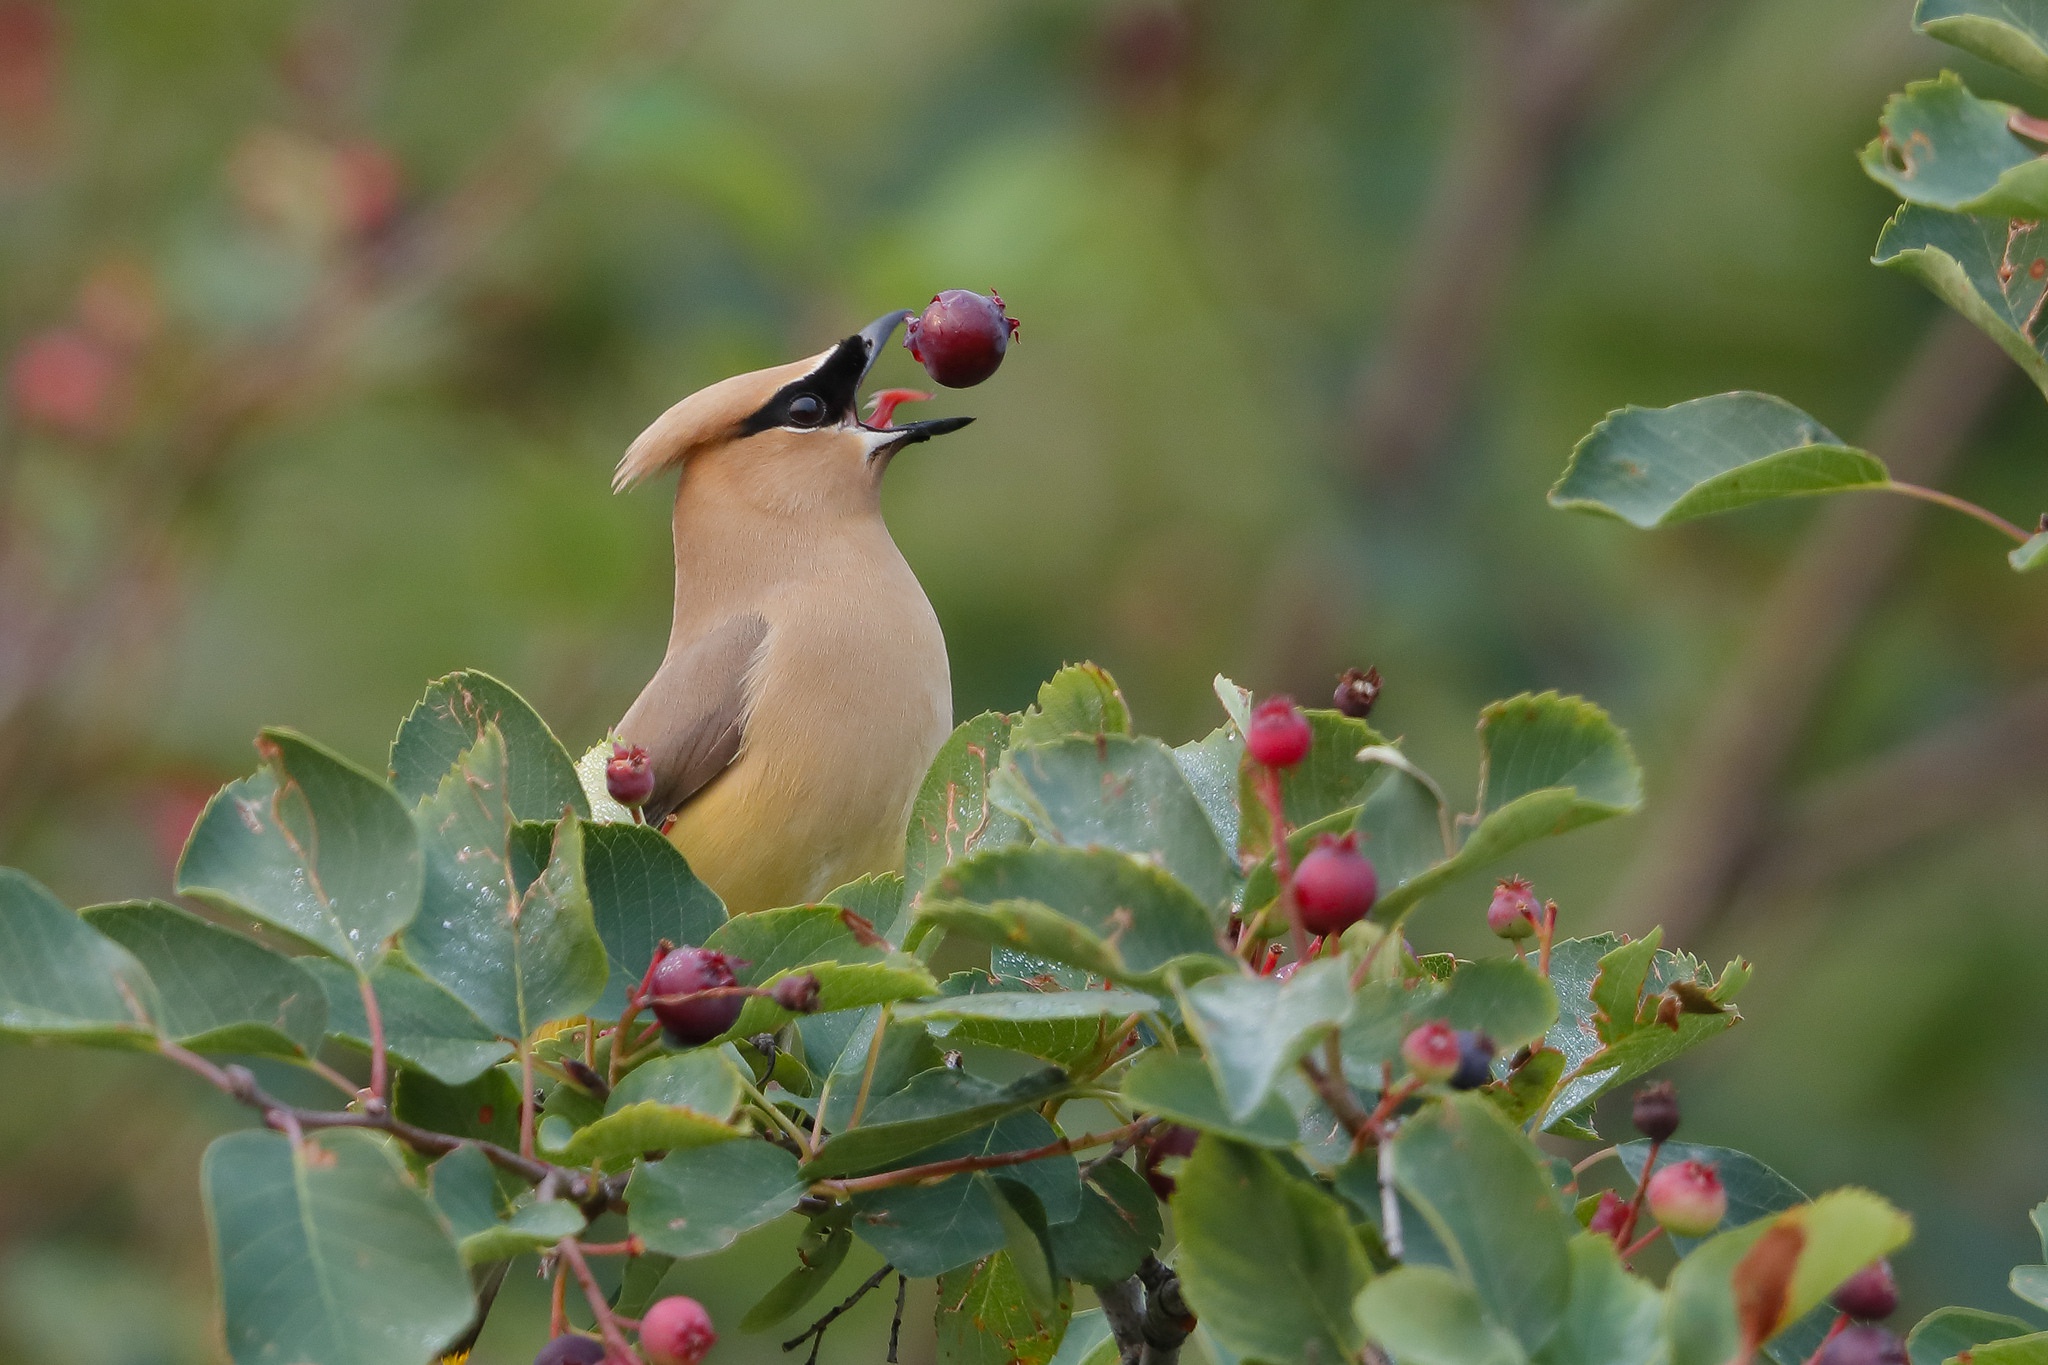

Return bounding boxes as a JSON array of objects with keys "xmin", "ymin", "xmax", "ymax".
[{"xmin": 609, "ymin": 311, "xmax": 971, "ymax": 916}]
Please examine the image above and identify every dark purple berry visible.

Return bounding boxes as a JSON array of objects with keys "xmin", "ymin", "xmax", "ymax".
[
  {"xmin": 1587, "ymin": 1189, "xmax": 1629, "ymax": 1240},
  {"xmin": 1332, "ymin": 666, "xmax": 1381, "ymax": 719},
  {"xmin": 1812, "ymin": 1324, "xmax": 1907, "ymax": 1365},
  {"xmin": 770, "ymin": 971, "xmax": 821, "ymax": 1013},
  {"xmin": 1632, "ymin": 1081, "xmax": 1681, "ymax": 1143},
  {"xmin": 1245, "ymin": 696, "xmax": 1311, "ymax": 768},
  {"xmin": 534, "ymin": 1334, "xmax": 607, "ymax": 1365},
  {"xmin": 903, "ymin": 289, "xmax": 1018, "ymax": 388},
  {"xmin": 1832, "ymin": 1260, "xmax": 1899, "ymax": 1321},
  {"xmin": 606, "ymin": 742, "xmax": 655, "ymax": 808},
  {"xmin": 1448, "ymin": 1030, "xmax": 1494, "ymax": 1090},
  {"xmin": 1293, "ymin": 833, "xmax": 1378, "ymax": 936},
  {"xmin": 649, "ymin": 947, "xmax": 743, "ymax": 1046}
]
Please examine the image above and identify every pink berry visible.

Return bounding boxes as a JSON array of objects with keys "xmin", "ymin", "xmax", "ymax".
[
  {"xmin": 1486, "ymin": 877, "xmax": 1539, "ymax": 940},
  {"xmin": 648, "ymin": 948, "xmax": 742, "ymax": 1046},
  {"xmin": 1812, "ymin": 1325, "xmax": 1906, "ymax": 1365},
  {"xmin": 1245, "ymin": 696, "xmax": 1312, "ymax": 768},
  {"xmin": 903, "ymin": 289, "xmax": 1018, "ymax": 388},
  {"xmin": 1832, "ymin": 1260, "xmax": 1898, "ymax": 1321},
  {"xmin": 1401, "ymin": 1021, "xmax": 1460, "ymax": 1084},
  {"xmin": 769, "ymin": 971, "xmax": 821, "ymax": 1013},
  {"xmin": 641, "ymin": 1295, "xmax": 717, "ymax": 1365},
  {"xmin": 1645, "ymin": 1159, "xmax": 1726, "ymax": 1238},
  {"xmin": 606, "ymin": 742, "xmax": 655, "ymax": 809},
  {"xmin": 1587, "ymin": 1189, "xmax": 1629, "ymax": 1241},
  {"xmin": 1292, "ymin": 833, "xmax": 1377, "ymax": 936},
  {"xmin": 534, "ymin": 1334, "xmax": 606, "ymax": 1365},
  {"xmin": 8, "ymin": 327, "xmax": 124, "ymax": 438}
]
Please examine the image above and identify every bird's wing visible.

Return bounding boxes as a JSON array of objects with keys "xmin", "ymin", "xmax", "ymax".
[{"xmin": 617, "ymin": 611, "xmax": 770, "ymax": 823}]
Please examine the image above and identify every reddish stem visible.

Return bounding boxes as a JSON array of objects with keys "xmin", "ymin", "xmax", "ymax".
[
  {"xmin": 558, "ymin": 1238, "xmax": 644, "ymax": 1365},
  {"xmin": 358, "ymin": 973, "xmax": 389, "ymax": 1105},
  {"xmin": 1616, "ymin": 1137, "xmax": 1663, "ymax": 1246},
  {"xmin": 1255, "ymin": 766, "xmax": 1312, "ymax": 966},
  {"xmin": 1620, "ymin": 1224, "xmax": 1665, "ymax": 1262},
  {"xmin": 826, "ymin": 1120, "xmax": 1149, "ymax": 1195}
]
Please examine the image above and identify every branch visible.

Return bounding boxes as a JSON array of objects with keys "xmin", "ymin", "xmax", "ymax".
[
  {"xmin": 558, "ymin": 1237, "xmax": 644, "ymax": 1365},
  {"xmin": 823, "ymin": 1120, "xmax": 1150, "ymax": 1196},
  {"xmin": 1605, "ymin": 312, "xmax": 2013, "ymax": 943},
  {"xmin": 782, "ymin": 1263, "xmax": 894, "ymax": 1364}
]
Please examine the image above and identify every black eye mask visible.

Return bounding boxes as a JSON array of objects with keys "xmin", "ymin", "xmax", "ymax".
[{"xmin": 737, "ymin": 333, "xmax": 868, "ymax": 436}]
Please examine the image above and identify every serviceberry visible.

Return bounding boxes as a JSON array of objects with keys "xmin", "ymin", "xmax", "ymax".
[
  {"xmin": 1448, "ymin": 1030, "xmax": 1495, "ymax": 1091},
  {"xmin": 1812, "ymin": 1324, "xmax": 1907, "ymax": 1365},
  {"xmin": 904, "ymin": 289, "xmax": 1018, "ymax": 388},
  {"xmin": 1645, "ymin": 1159, "xmax": 1726, "ymax": 1237},
  {"xmin": 649, "ymin": 947, "xmax": 743, "ymax": 1046},
  {"xmin": 641, "ymin": 1295, "xmax": 718, "ymax": 1365},
  {"xmin": 1832, "ymin": 1260, "xmax": 1899, "ymax": 1321},
  {"xmin": 1245, "ymin": 696, "xmax": 1312, "ymax": 768},
  {"xmin": 1332, "ymin": 666, "xmax": 1381, "ymax": 719},
  {"xmin": 1587, "ymin": 1189, "xmax": 1629, "ymax": 1240},
  {"xmin": 1486, "ymin": 877, "xmax": 1539, "ymax": 941},
  {"xmin": 605, "ymin": 743, "xmax": 655, "ymax": 809},
  {"xmin": 533, "ymin": 1334, "xmax": 606, "ymax": 1365},
  {"xmin": 1632, "ymin": 1081, "xmax": 1681, "ymax": 1142},
  {"xmin": 1293, "ymin": 833, "xmax": 1377, "ymax": 936},
  {"xmin": 770, "ymin": 972, "xmax": 821, "ymax": 1013},
  {"xmin": 1401, "ymin": 1021, "xmax": 1461, "ymax": 1084}
]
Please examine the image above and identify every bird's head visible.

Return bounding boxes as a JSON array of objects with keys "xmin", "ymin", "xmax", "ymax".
[{"xmin": 612, "ymin": 311, "xmax": 971, "ymax": 515}]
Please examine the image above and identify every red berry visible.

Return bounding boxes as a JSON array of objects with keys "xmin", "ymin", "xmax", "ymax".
[
  {"xmin": 641, "ymin": 1295, "xmax": 718, "ymax": 1365},
  {"xmin": 1401, "ymin": 1021, "xmax": 1460, "ymax": 1084},
  {"xmin": 1487, "ymin": 877, "xmax": 1539, "ymax": 941},
  {"xmin": 1631, "ymin": 1081, "xmax": 1681, "ymax": 1142},
  {"xmin": 1587, "ymin": 1189, "xmax": 1629, "ymax": 1241},
  {"xmin": 1332, "ymin": 666, "xmax": 1381, "ymax": 720},
  {"xmin": 1645, "ymin": 1159, "xmax": 1726, "ymax": 1237},
  {"xmin": 1245, "ymin": 696, "xmax": 1312, "ymax": 768},
  {"xmin": 1832, "ymin": 1260, "xmax": 1898, "ymax": 1321},
  {"xmin": 534, "ymin": 1334, "xmax": 607, "ymax": 1365},
  {"xmin": 606, "ymin": 743, "xmax": 655, "ymax": 809},
  {"xmin": 334, "ymin": 139, "xmax": 402, "ymax": 236},
  {"xmin": 903, "ymin": 289, "xmax": 1018, "ymax": 388},
  {"xmin": 1812, "ymin": 1325, "xmax": 1907, "ymax": 1365},
  {"xmin": 648, "ymin": 947, "xmax": 743, "ymax": 1046},
  {"xmin": 8, "ymin": 327, "xmax": 124, "ymax": 438},
  {"xmin": 1293, "ymin": 833, "xmax": 1377, "ymax": 936}
]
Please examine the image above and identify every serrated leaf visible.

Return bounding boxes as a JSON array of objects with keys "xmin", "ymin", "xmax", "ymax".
[
  {"xmin": 1119, "ymin": 1050, "xmax": 1300, "ymax": 1146},
  {"xmin": 0, "ymin": 870, "xmax": 157, "ymax": 1046},
  {"xmin": 903, "ymin": 982, "xmax": 1157, "ymax": 1066},
  {"xmin": 900, "ymin": 987, "xmax": 1160, "ymax": 1026},
  {"xmin": 805, "ymin": 1066, "xmax": 1069, "ymax": 1179},
  {"xmin": 1174, "ymin": 1138, "xmax": 1370, "ymax": 1365},
  {"xmin": 905, "ymin": 711, "xmax": 1027, "ymax": 908},
  {"xmin": 848, "ymin": 1112, "xmax": 1080, "ymax": 1277},
  {"xmin": 825, "ymin": 873, "xmax": 907, "ymax": 942},
  {"xmin": 1909, "ymin": 1307, "xmax": 2041, "ymax": 1365},
  {"xmin": 404, "ymin": 728, "xmax": 607, "ymax": 1039},
  {"xmin": 1353, "ymin": 755, "xmax": 1455, "ymax": 900},
  {"xmin": 1237, "ymin": 710, "xmax": 1387, "ymax": 859},
  {"xmin": 938, "ymin": 1251, "xmax": 1073, "ymax": 1365},
  {"xmin": 1181, "ymin": 960, "xmax": 1352, "ymax": 1119},
  {"xmin": 915, "ymin": 844, "xmax": 1233, "ymax": 991},
  {"xmin": 1356, "ymin": 1266, "xmax": 1528, "ymax": 1365},
  {"xmin": 1876, "ymin": 204, "xmax": 2048, "ymax": 399},
  {"xmin": 81, "ymin": 900, "xmax": 325, "ymax": 1056},
  {"xmin": 1011, "ymin": 663, "xmax": 1131, "ymax": 747},
  {"xmin": 628, "ymin": 1139, "xmax": 806, "ymax": 1257},
  {"xmin": 389, "ymin": 670, "xmax": 586, "ymax": 819},
  {"xmin": 303, "ymin": 956, "xmax": 510, "ymax": 1085},
  {"xmin": 1046, "ymin": 1159, "xmax": 1162, "ymax": 1284},
  {"xmin": 1917, "ymin": 0, "xmax": 2048, "ymax": 86},
  {"xmin": 994, "ymin": 735, "xmax": 1238, "ymax": 913},
  {"xmin": 177, "ymin": 730, "xmax": 423, "ymax": 970},
  {"xmin": 1530, "ymin": 1234, "xmax": 1662, "ymax": 1365},
  {"xmin": 553, "ymin": 1049, "xmax": 746, "ymax": 1164},
  {"xmin": 809, "ymin": 1006, "xmax": 945, "ymax": 1130},
  {"xmin": 2011, "ymin": 529, "xmax": 2048, "ymax": 570},
  {"xmin": 1391, "ymin": 1097, "xmax": 1572, "ymax": 1355},
  {"xmin": 1551, "ymin": 393, "xmax": 1887, "ymax": 530},
  {"xmin": 1174, "ymin": 722, "xmax": 1244, "ymax": 853},
  {"xmin": 202, "ymin": 1129, "xmax": 472, "ymax": 1365},
  {"xmin": 1861, "ymin": 74, "xmax": 2048, "ymax": 218},
  {"xmin": 583, "ymin": 821, "xmax": 726, "ymax": 1018}
]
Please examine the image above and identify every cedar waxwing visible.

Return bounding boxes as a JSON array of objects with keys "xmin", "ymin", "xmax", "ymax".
[{"xmin": 611, "ymin": 311, "xmax": 971, "ymax": 915}]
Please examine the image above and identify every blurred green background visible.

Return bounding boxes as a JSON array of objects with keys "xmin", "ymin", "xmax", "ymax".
[{"xmin": 4, "ymin": 0, "xmax": 2046, "ymax": 1360}]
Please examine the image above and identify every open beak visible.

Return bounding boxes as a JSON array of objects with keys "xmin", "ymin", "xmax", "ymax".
[{"xmin": 852, "ymin": 309, "xmax": 973, "ymax": 456}]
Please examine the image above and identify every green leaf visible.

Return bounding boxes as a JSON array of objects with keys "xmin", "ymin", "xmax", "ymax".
[
  {"xmin": 555, "ymin": 1049, "xmax": 749, "ymax": 1165},
  {"xmin": 456, "ymin": 1199, "xmax": 586, "ymax": 1264},
  {"xmin": 81, "ymin": 900, "xmax": 325, "ymax": 1056},
  {"xmin": 1050, "ymin": 1311, "xmax": 1117, "ymax": 1365},
  {"xmin": 1618, "ymin": 1142, "xmax": 1805, "ymax": 1250},
  {"xmin": 389, "ymin": 669, "xmax": 586, "ymax": 819},
  {"xmin": 1047, "ymin": 1159, "xmax": 1162, "ymax": 1284},
  {"xmin": 1391, "ymin": 1096, "xmax": 1572, "ymax": 1355},
  {"xmin": 825, "ymin": 873, "xmax": 907, "ymax": 940},
  {"xmin": 1175, "ymin": 722, "xmax": 1244, "ymax": 853},
  {"xmin": 627, "ymin": 1138, "xmax": 806, "ymax": 1257},
  {"xmin": 1181, "ymin": 959, "xmax": 1352, "ymax": 1119},
  {"xmin": 177, "ymin": 729, "xmax": 423, "ymax": 970},
  {"xmin": 1916, "ymin": 0, "xmax": 2048, "ymax": 86},
  {"xmin": 1356, "ymin": 1266, "xmax": 1528, "ymax": 1365},
  {"xmin": 1119, "ymin": 1050, "xmax": 1300, "ymax": 1147},
  {"xmin": 804, "ymin": 1066, "xmax": 1069, "ymax": 1178},
  {"xmin": 2011, "ymin": 529, "xmax": 2048, "ymax": 570},
  {"xmin": 905, "ymin": 711, "xmax": 1027, "ymax": 908},
  {"xmin": 901, "ymin": 981, "xmax": 1158, "ymax": 1067},
  {"xmin": 1909, "ymin": 1308, "xmax": 2041, "ymax": 1365},
  {"xmin": 741, "ymin": 1211, "xmax": 852, "ymax": 1330},
  {"xmin": 1011, "ymin": 663, "xmax": 1132, "ymax": 747},
  {"xmin": 1950, "ymin": 1333, "xmax": 2048, "ymax": 1365},
  {"xmin": 1353, "ymin": 754, "xmax": 1454, "ymax": 900},
  {"xmin": 405, "ymin": 727, "xmax": 608, "ymax": 1039},
  {"xmin": 810, "ymin": 1006, "xmax": 945, "ymax": 1130},
  {"xmin": 0, "ymin": 869, "xmax": 157, "ymax": 1045},
  {"xmin": 582, "ymin": 821, "xmax": 726, "ymax": 1018},
  {"xmin": 704, "ymin": 902, "xmax": 937, "ymax": 1038},
  {"xmin": 1861, "ymin": 74, "xmax": 2048, "ymax": 218},
  {"xmin": 1664, "ymin": 1190, "xmax": 1914, "ymax": 1365},
  {"xmin": 202, "ymin": 1129, "xmax": 472, "ymax": 1365},
  {"xmin": 1238, "ymin": 710, "xmax": 1387, "ymax": 859},
  {"xmin": 433, "ymin": 1151, "xmax": 587, "ymax": 1262},
  {"xmin": 393, "ymin": 1065, "xmax": 523, "ymax": 1148},
  {"xmin": 1173, "ymin": 1138, "xmax": 1371, "ymax": 1365},
  {"xmin": 915, "ymin": 844, "xmax": 1233, "ymax": 992},
  {"xmin": 994, "ymin": 735, "xmax": 1238, "ymax": 913},
  {"xmin": 1549, "ymin": 393, "xmax": 1886, "ymax": 529},
  {"xmin": 1875, "ymin": 204, "xmax": 2048, "ymax": 400},
  {"xmin": 303, "ymin": 956, "xmax": 511, "ymax": 1085},
  {"xmin": 1530, "ymin": 1234, "xmax": 1662, "ymax": 1365},
  {"xmin": 900, "ymin": 985, "xmax": 1159, "ymax": 1026},
  {"xmin": 938, "ymin": 1251, "xmax": 1073, "ymax": 1365}
]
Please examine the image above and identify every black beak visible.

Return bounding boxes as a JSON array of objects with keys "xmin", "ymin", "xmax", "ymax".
[
  {"xmin": 873, "ymin": 415, "xmax": 973, "ymax": 450},
  {"xmin": 856, "ymin": 310, "xmax": 912, "ymax": 383}
]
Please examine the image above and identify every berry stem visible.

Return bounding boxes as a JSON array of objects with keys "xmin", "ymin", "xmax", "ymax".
[
  {"xmin": 558, "ymin": 1237, "xmax": 644, "ymax": 1365},
  {"xmin": 735, "ymin": 1073, "xmax": 814, "ymax": 1151},
  {"xmin": 518, "ymin": 1038, "xmax": 537, "ymax": 1162},
  {"xmin": 847, "ymin": 1006, "xmax": 892, "ymax": 1129},
  {"xmin": 1570, "ymin": 1145, "xmax": 1621, "ymax": 1178},
  {"xmin": 1255, "ymin": 766, "xmax": 1312, "ymax": 967},
  {"xmin": 1536, "ymin": 900, "xmax": 1558, "ymax": 978},
  {"xmin": 1802, "ymin": 1314, "xmax": 1852, "ymax": 1365},
  {"xmin": 548, "ymin": 1257, "xmax": 570, "ymax": 1338},
  {"xmin": 1880, "ymin": 480, "xmax": 2032, "ymax": 543},
  {"xmin": 357, "ymin": 972, "xmax": 389, "ymax": 1105},
  {"xmin": 608, "ymin": 942, "xmax": 672, "ymax": 1089},
  {"xmin": 1615, "ymin": 1137, "xmax": 1663, "ymax": 1247},
  {"xmin": 1620, "ymin": 1225, "xmax": 1665, "ymax": 1262}
]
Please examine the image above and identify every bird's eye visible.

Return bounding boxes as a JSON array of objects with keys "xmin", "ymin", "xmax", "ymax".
[{"xmin": 787, "ymin": 393, "xmax": 826, "ymax": 427}]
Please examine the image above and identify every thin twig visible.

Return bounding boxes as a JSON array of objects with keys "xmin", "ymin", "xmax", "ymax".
[
  {"xmin": 358, "ymin": 973, "xmax": 388, "ymax": 1105},
  {"xmin": 847, "ymin": 1008, "xmax": 890, "ymax": 1129},
  {"xmin": 824, "ymin": 1120, "xmax": 1149, "ymax": 1196},
  {"xmin": 1879, "ymin": 480, "xmax": 2030, "ymax": 543},
  {"xmin": 888, "ymin": 1273, "xmax": 908, "ymax": 1364},
  {"xmin": 1080, "ymin": 1116, "xmax": 1160, "ymax": 1180},
  {"xmin": 1378, "ymin": 1136, "xmax": 1404, "ymax": 1260},
  {"xmin": 559, "ymin": 1238, "xmax": 644, "ymax": 1365},
  {"xmin": 782, "ymin": 1263, "xmax": 894, "ymax": 1361}
]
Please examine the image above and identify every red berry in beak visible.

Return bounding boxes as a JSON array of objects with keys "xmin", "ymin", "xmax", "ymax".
[
  {"xmin": 1244, "ymin": 695, "xmax": 1312, "ymax": 768},
  {"xmin": 1293, "ymin": 833, "xmax": 1377, "ymax": 936},
  {"xmin": 641, "ymin": 1295, "xmax": 718, "ymax": 1365},
  {"xmin": 1645, "ymin": 1158, "xmax": 1726, "ymax": 1237},
  {"xmin": 605, "ymin": 742, "xmax": 655, "ymax": 809},
  {"xmin": 904, "ymin": 289, "xmax": 1018, "ymax": 388},
  {"xmin": 648, "ymin": 947, "xmax": 743, "ymax": 1046}
]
